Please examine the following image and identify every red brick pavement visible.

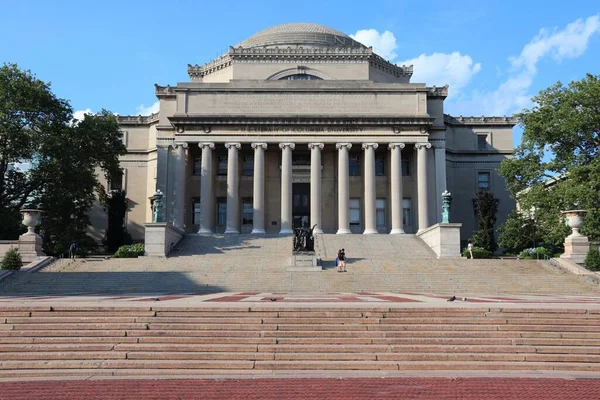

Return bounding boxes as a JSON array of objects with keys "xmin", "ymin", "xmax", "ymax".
[{"xmin": 1, "ymin": 378, "xmax": 600, "ymax": 400}]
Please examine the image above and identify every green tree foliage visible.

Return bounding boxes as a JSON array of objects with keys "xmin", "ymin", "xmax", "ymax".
[
  {"xmin": 0, "ymin": 63, "xmax": 127, "ymax": 254},
  {"xmin": 585, "ymin": 248, "xmax": 600, "ymax": 271},
  {"xmin": 472, "ymin": 189, "xmax": 498, "ymax": 252},
  {"xmin": 1, "ymin": 248, "xmax": 22, "ymax": 271},
  {"xmin": 102, "ymin": 189, "xmax": 132, "ymax": 253},
  {"xmin": 499, "ymin": 74, "xmax": 600, "ymax": 248},
  {"xmin": 498, "ymin": 210, "xmax": 536, "ymax": 254}
]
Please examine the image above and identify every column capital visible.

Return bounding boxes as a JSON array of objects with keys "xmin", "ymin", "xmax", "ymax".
[
  {"xmin": 361, "ymin": 143, "xmax": 379, "ymax": 150},
  {"xmin": 335, "ymin": 142, "xmax": 352, "ymax": 150},
  {"xmin": 173, "ymin": 142, "xmax": 188, "ymax": 149},
  {"xmin": 308, "ymin": 142, "xmax": 324, "ymax": 150},
  {"xmin": 251, "ymin": 142, "xmax": 268, "ymax": 150},
  {"xmin": 415, "ymin": 142, "xmax": 432, "ymax": 150},
  {"xmin": 388, "ymin": 142, "xmax": 406, "ymax": 150},
  {"xmin": 225, "ymin": 142, "xmax": 241, "ymax": 150},
  {"xmin": 198, "ymin": 142, "xmax": 215, "ymax": 150},
  {"xmin": 279, "ymin": 142, "xmax": 295, "ymax": 150}
]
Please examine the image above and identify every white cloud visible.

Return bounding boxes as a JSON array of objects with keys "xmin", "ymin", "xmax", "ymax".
[
  {"xmin": 451, "ymin": 14, "xmax": 600, "ymax": 116},
  {"xmin": 71, "ymin": 108, "xmax": 93, "ymax": 126},
  {"xmin": 350, "ymin": 29, "xmax": 398, "ymax": 60},
  {"xmin": 136, "ymin": 101, "xmax": 160, "ymax": 116},
  {"xmin": 397, "ymin": 52, "xmax": 482, "ymax": 96}
]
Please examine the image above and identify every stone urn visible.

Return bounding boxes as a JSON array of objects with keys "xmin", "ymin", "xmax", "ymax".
[
  {"xmin": 20, "ymin": 209, "xmax": 43, "ymax": 236},
  {"xmin": 562, "ymin": 210, "xmax": 587, "ymax": 238}
]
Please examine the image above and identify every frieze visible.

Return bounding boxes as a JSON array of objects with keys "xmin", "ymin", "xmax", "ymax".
[{"xmin": 444, "ymin": 114, "xmax": 517, "ymax": 126}]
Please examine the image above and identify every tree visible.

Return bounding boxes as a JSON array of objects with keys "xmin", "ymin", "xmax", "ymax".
[
  {"xmin": 472, "ymin": 188, "xmax": 498, "ymax": 252},
  {"xmin": 102, "ymin": 189, "xmax": 132, "ymax": 253},
  {"xmin": 0, "ymin": 63, "xmax": 126, "ymax": 254},
  {"xmin": 499, "ymin": 73, "xmax": 600, "ymax": 247},
  {"xmin": 497, "ymin": 210, "xmax": 535, "ymax": 254}
]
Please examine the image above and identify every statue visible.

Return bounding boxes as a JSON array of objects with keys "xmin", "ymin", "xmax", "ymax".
[
  {"xmin": 293, "ymin": 223, "xmax": 317, "ymax": 252},
  {"xmin": 441, "ymin": 190, "xmax": 452, "ymax": 224},
  {"xmin": 151, "ymin": 190, "xmax": 164, "ymax": 223}
]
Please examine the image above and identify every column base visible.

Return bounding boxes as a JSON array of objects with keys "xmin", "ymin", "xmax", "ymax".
[
  {"xmin": 198, "ymin": 228, "xmax": 213, "ymax": 234},
  {"xmin": 251, "ymin": 229, "xmax": 266, "ymax": 234},
  {"xmin": 363, "ymin": 229, "xmax": 378, "ymax": 235},
  {"xmin": 279, "ymin": 229, "xmax": 293, "ymax": 235},
  {"xmin": 336, "ymin": 229, "xmax": 352, "ymax": 234},
  {"xmin": 390, "ymin": 229, "xmax": 405, "ymax": 234},
  {"xmin": 224, "ymin": 228, "xmax": 240, "ymax": 234}
]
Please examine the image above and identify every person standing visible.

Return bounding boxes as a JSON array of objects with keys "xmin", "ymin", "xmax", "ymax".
[
  {"xmin": 467, "ymin": 240, "xmax": 474, "ymax": 259},
  {"xmin": 337, "ymin": 248, "xmax": 346, "ymax": 272},
  {"xmin": 69, "ymin": 243, "xmax": 77, "ymax": 260}
]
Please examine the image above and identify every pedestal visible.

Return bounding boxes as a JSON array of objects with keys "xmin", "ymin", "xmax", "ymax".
[
  {"xmin": 561, "ymin": 235, "xmax": 589, "ymax": 265},
  {"xmin": 18, "ymin": 233, "xmax": 44, "ymax": 264},
  {"xmin": 287, "ymin": 252, "xmax": 321, "ymax": 272}
]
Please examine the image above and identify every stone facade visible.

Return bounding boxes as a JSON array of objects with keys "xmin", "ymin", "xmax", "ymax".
[{"xmin": 90, "ymin": 23, "xmax": 516, "ymax": 245}]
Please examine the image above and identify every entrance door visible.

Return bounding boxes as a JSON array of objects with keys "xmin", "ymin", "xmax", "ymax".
[{"xmin": 292, "ymin": 183, "xmax": 310, "ymax": 229}]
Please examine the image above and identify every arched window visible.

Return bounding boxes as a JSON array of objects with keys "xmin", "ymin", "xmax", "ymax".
[{"xmin": 279, "ymin": 74, "xmax": 323, "ymax": 81}]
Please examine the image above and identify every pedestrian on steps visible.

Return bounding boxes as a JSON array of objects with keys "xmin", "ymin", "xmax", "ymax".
[
  {"xmin": 467, "ymin": 240, "xmax": 474, "ymax": 259},
  {"xmin": 69, "ymin": 243, "xmax": 77, "ymax": 260},
  {"xmin": 337, "ymin": 248, "xmax": 346, "ymax": 272}
]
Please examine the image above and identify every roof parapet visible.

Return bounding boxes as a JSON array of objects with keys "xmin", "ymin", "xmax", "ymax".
[{"xmin": 444, "ymin": 114, "xmax": 518, "ymax": 126}]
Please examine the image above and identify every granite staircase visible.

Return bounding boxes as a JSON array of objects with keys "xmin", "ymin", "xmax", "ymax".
[{"xmin": 2, "ymin": 305, "xmax": 600, "ymax": 379}]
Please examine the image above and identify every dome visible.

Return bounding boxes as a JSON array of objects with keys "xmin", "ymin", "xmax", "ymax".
[{"xmin": 235, "ymin": 23, "xmax": 367, "ymax": 49}]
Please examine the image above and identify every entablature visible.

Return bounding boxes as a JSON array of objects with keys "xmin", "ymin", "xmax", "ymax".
[{"xmin": 444, "ymin": 114, "xmax": 517, "ymax": 126}]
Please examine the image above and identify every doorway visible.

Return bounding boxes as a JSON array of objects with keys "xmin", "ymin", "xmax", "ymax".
[{"xmin": 292, "ymin": 183, "xmax": 310, "ymax": 229}]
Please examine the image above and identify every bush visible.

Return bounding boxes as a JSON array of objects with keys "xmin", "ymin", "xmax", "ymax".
[
  {"xmin": 1, "ymin": 248, "xmax": 22, "ymax": 271},
  {"xmin": 113, "ymin": 243, "xmax": 145, "ymax": 258},
  {"xmin": 518, "ymin": 247, "xmax": 552, "ymax": 259},
  {"xmin": 584, "ymin": 248, "xmax": 600, "ymax": 271},
  {"xmin": 462, "ymin": 246, "xmax": 493, "ymax": 259}
]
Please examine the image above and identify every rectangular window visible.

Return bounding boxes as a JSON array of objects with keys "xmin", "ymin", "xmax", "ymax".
[
  {"xmin": 478, "ymin": 172, "xmax": 490, "ymax": 189},
  {"xmin": 478, "ymin": 134, "xmax": 488, "ymax": 150},
  {"xmin": 217, "ymin": 155, "xmax": 227, "ymax": 176},
  {"xmin": 242, "ymin": 154, "xmax": 253, "ymax": 176},
  {"xmin": 242, "ymin": 198, "xmax": 253, "ymax": 227},
  {"xmin": 349, "ymin": 155, "xmax": 360, "ymax": 176},
  {"xmin": 109, "ymin": 172, "xmax": 123, "ymax": 191},
  {"xmin": 350, "ymin": 198, "xmax": 361, "ymax": 226},
  {"xmin": 375, "ymin": 155, "xmax": 385, "ymax": 176},
  {"xmin": 193, "ymin": 155, "xmax": 202, "ymax": 175},
  {"xmin": 217, "ymin": 197, "xmax": 227, "ymax": 226},
  {"xmin": 403, "ymin": 198, "xmax": 412, "ymax": 227},
  {"xmin": 401, "ymin": 157, "xmax": 410, "ymax": 176},
  {"xmin": 376, "ymin": 199, "xmax": 386, "ymax": 229},
  {"xmin": 192, "ymin": 198, "xmax": 201, "ymax": 225}
]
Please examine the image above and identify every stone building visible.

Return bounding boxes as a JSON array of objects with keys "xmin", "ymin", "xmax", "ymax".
[{"xmin": 94, "ymin": 23, "xmax": 516, "ymax": 245}]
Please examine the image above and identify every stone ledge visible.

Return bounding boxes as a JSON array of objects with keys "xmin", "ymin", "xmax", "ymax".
[{"xmin": 416, "ymin": 223, "xmax": 462, "ymax": 259}]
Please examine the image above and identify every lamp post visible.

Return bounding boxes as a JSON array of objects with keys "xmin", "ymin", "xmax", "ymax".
[{"xmin": 441, "ymin": 190, "xmax": 452, "ymax": 224}]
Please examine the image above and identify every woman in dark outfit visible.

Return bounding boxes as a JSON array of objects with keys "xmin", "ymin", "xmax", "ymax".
[{"xmin": 337, "ymin": 248, "xmax": 346, "ymax": 272}]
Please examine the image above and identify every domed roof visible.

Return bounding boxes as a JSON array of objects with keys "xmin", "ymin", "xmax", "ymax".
[{"xmin": 236, "ymin": 23, "xmax": 367, "ymax": 49}]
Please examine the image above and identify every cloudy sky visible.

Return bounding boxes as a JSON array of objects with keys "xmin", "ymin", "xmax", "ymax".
[{"xmin": 1, "ymin": 0, "xmax": 599, "ymax": 145}]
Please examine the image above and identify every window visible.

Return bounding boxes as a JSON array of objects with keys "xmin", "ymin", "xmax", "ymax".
[
  {"xmin": 349, "ymin": 155, "xmax": 360, "ymax": 176},
  {"xmin": 350, "ymin": 199, "xmax": 361, "ymax": 226},
  {"xmin": 242, "ymin": 154, "xmax": 253, "ymax": 176},
  {"xmin": 109, "ymin": 171, "xmax": 123, "ymax": 191},
  {"xmin": 376, "ymin": 199, "xmax": 386, "ymax": 229},
  {"xmin": 478, "ymin": 172, "xmax": 490, "ymax": 189},
  {"xmin": 193, "ymin": 155, "xmax": 202, "ymax": 175},
  {"xmin": 192, "ymin": 199, "xmax": 201, "ymax": 225},
  {"xmin": 242, "ymin": 198, "xmax": 253, "ymax": 227},
  {"xmin": 217, "ymin": 198, "xmax": 227, "ymax": 226},
  {"xmin": 403, "ymin": 198, "xmax": 412, "ymax": 227},
  {"xmin": 477, "ymin": 134, "xmax": 488, "ymax": 150},
  {"xmin": 217, "ymin": 155, "xmax": 227, "ymax": 176},
  {"xmin": 401, "ymin": 157, "xmax": 410, "ymax": 176},
  {"xmin": 279, "ymin": 74, "xmax": 322, "ymax": 80},
  {"xmin": 375, "ymin": 155, "xmax": 385, "ymax": 176}
]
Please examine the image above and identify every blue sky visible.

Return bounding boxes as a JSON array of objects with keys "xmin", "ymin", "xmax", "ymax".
[{"xmin": 1, "ymin": 0, "xmax": 599, "ymax": 146}]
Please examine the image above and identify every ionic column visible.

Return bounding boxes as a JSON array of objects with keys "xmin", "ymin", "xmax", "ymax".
[
  {"xmin": 309, "ymin": 143, "xmax": 324, "ymax": 234},
  {"xmin": 279, "ymin": 143, "xmax": 295, "ymax": 234},
  {"xmin": 251, "ymin": 143, "xmax": 267, "ymax": 234},
  {"xmin": 389, "ymin": 143, "xmax": 405, "ymax": 234},
  {"xmin": 362, "ymin": 143, "xmax": 378, "ymax": 234},
  {"xmin": 198, "ymin": 142, "xmax": 215, "ymax": 233},
  {"xmin": 434, "ymin": 143, "xmax": 447, "ymax": 223},
  {"xmin": 173, "ymin": 142, "xmax": 188, "ymax": 231},
  {"xmin": 224, "ymin": 142, "xmax": 241, "ymax": 234},
  {"xmin": 336, "ymin": 143, "xmax": 352, "ymax": 234},
  {"xmin": 416, "ymin": 142, "xmax": 432, "ymax": 233}
]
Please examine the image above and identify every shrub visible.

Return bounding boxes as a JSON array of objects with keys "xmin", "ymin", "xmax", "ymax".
[
  {"xmin": 1, "ymin": 248, "xmax": 22, "ymax": 271},
  {"xmin": 113, "ymin": 243, "xmax": 145, "ymax": 258},
  {"xmin": 518, "ymin": 247, "xmax": 552, "ymax": 260},
  {"xmin": 584, "ymin": 248, "xmax": 600, "ymax": 271},
  {"xmin": 462, "ymin": 246, "xmax": 493, "ymax": 259}
]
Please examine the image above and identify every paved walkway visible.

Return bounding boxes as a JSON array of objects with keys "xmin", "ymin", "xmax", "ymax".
[{"xmin": 1, "ymin": 377, "xmax": 599, "ymax": 399}]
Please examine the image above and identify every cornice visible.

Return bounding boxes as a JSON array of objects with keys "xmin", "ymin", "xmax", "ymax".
[
  {"xmin": 117, "ymin": 113, "xmax": 159, "ymax": 125},
  {"xmin": 427, "ymin": 85, "xmax": 449, "ymax": 98},
  {"xmin": 444, "ymin": 114, "xmax": 517, "ymax": 126},
  {"xmin": 154, "ymin": 84, "xmax": 176, "ymax": 98}
]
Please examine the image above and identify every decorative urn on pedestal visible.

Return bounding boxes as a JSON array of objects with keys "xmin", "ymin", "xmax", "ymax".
[
  {"xmin": 560, "ymin": 210, "xmax": 589, "ymax": 264},
  {"xmin": 18, "ymin": 208, "xmax": 45, "ymax": 263}
]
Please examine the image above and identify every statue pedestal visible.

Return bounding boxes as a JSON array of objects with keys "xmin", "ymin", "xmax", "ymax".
[
  {"xmin": 561, "ymin": 235, "xmax": 589, "ymax": 265},
  {"xmin": 288, "ymin": 251, "xmax": 321, "ymax": 272},
  {"xmin": 18, "ymin": 233, "xmax": 44, "ymax": 264}
]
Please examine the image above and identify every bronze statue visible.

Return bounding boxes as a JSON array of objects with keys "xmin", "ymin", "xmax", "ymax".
[{"xmin": 293, "ymin": 223, "xmax": 317, "ymax": 252}]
